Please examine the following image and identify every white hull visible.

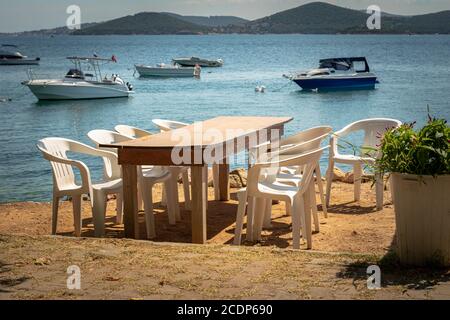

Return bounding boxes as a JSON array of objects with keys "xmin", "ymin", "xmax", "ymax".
[
  {"xmin": 24, "ymin": 80, "xmax": 131, "ymax": 100},
  {"xmin": 135, "ymin": 65, "xmax": 197, "ymax": 77}
]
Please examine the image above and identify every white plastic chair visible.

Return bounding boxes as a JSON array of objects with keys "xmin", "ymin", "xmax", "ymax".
[
  {"xmin": 87, "ymin": 130, "xmax": 178, "ymax": 239},
  {"xmin": 115, "ymin": 124, "xmax": 192, "ymax": 211},
  {"xmin": 326, "ymin": 118, "xmax": 402, "ymax": 210},
  {"xmin": 37, "ymin": 138, "xmax": 122, "ymax": 237},
  {"xmin": 234, "ymin": 147, "xmax": 327, "ymax": 249},
  {"xmin": 115, "ymin": 124, "xmax": 153, "ymax": 139},
  {"xmin": 250, "ymin": 126, "xmax": 332, "ymax": 220},
  {"xmin": 152, "ymin": 119, "xmax": 189, "ymax": 132}
]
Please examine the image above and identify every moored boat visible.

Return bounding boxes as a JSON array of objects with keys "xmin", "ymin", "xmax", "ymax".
[
  {"xmin": 22, "ymin": 56, "xmax": 133, "ymax": 100},
  {"xmin": 172, "ymin": 56, "xmax": 223, "ymax": 67},
  {"xmin": 285, "ymin": 57, "xmax": 378, "ymax": 91},
  {"xmin": 135, "ymin": 63, "xmax": 201, "ymax": 77},
  {"xmin": 0, "ymin": 44, "xmax": 40, "ymax": 66}
]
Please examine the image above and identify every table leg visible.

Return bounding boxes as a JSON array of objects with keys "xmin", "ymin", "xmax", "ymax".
[
  {"xmin": 122, "ymin": 164, "xmax": 139, "ymax": 239},
  {"xmin": 191, "ymin": 165, "xmax": 207, "ymax": 244},
  {"xmin": 218, "ymin": 163, "xmax": 230, "ymax": 201}
]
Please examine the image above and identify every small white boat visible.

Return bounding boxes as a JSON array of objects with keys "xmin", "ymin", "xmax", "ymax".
[
  {"xmin": 172, "ymin": 56, "xmax": 223, "ymax": 67},
  {"xmin": 0, "ymin": 44, "xmax": 40, "ymax": 65},
  {"xmin": 135, "ymin": 63, "xmax": 201, "ymax": 78},
  {"xmin": 22, "ymin": 56, "xmax": 133, "ymax": 100}
]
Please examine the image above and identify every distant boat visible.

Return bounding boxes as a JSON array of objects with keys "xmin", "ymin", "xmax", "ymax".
[
  {"xmin": 0, "ymin": 44, "xmax": 40, "ymax": 66},
  {"xmin": 285, "ymin": 57, "xmax": 378, "ymax": 91},
  {"xmin": 135, "ymin": 63, "xmax": 201, "ymax": 78},
  {"xmin": 22, "ymin": 56, "xmax": 133, "ymax": 100},
  {"xmin": 172, "ymin": 56, "xmax": 223, "ymax": 67}
]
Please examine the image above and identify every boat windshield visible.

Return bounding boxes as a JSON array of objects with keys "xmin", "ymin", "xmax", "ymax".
[
  {"xmin": 319, "ymin": 61, "xmax": 350, "ymax": 71},
  {"xmin": 65, "ymin": 69, "xmax": 85, "ymax": 79}
]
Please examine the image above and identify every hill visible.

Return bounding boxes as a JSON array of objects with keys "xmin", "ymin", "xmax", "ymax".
[
  {"xmin": 4, "ymin": 2, "xmax": 450, "ymax": 35},
  {"xmin": 3, "ymin": 23, "xmax": 98, "ymax": 36},
  {"xmin": 237, "ymin": 2, "xmax": 450, "ymax": 34},
  {"xmin": 73, "ymin": 12, "xmax": 208, "ymax": 35},
  {"xmin": 163, "ymin": 13, "xmax": 248, "ymax": 27}
]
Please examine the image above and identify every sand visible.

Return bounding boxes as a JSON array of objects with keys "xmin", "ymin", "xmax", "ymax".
[{"xmin": 1, "ymin": 181, "xmax": 449, "ymax": 300}]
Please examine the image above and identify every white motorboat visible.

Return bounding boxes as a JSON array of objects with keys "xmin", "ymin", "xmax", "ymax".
[
  {"xmin": 0, "ymin": 44, "xmax": 40, "ymax": 65},
  {"xmin": 22, "ymin": 56, "xmax": 133, "ymax": 100},
  {"xmin": 172, "ymin": 56, "xmax": 223, "ymax": 67},
  {"xmin": 135, "ymin": 63, "xmax": 201, "ymax": 78},
  {"xmin": 285, "ymin": 57, "xmax": 378, "ymax": 91}
]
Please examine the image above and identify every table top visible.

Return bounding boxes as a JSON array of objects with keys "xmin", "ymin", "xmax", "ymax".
[{"xmin": 103, "ymin": 116, "xmax": 293, "ymax": 149}]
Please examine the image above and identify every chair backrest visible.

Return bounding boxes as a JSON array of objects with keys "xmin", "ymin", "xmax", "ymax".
[
  {"xmin": 247, "ymin": 147, "xmax": 327, "ymax": 197},
  {"xmin": 88, "ymin": 130, "xmax": 134, "ymax": 180},
  {"xmin": 37, "ymin": 138, "xmax": 77, "ymax": 191},
  {"xmin": 279, "ymin": 126, "xmax": 333, "ymax": 147},
  {"xmin": 87, "ymin": 129, "xmax": 132, "ymax": 152},
  {"xmin": 333, "ymin": 118, "xmax": 402, "ymax": 157},
  {"xmin": 152, "ymin": 119, "xmax": 189, "ymax": 132},
  {"xmin": 115, "ymin": 125, "xmax": 152, "ymax": 139},
  {"xmin": 250, "ymin": 126, "xmax": 331, "ymax": 165}
]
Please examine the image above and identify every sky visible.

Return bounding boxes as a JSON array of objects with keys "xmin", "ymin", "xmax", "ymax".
[{"xmin": 1, "ymin": 0, "xmax": 449, "ymax": 33}]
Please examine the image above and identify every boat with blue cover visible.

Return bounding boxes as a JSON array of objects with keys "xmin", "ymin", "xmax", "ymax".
[{"xmin": 285, "ymin": 57, "xmax": 378, "ymax": 91}]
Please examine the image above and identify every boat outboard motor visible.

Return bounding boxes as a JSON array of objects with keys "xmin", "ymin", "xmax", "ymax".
[{"xmin": 126, "ymin": 82, "xmax": 133, "ymax": 91}]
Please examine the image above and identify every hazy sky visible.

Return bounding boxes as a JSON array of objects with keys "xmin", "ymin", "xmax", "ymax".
[{"xmin": 1, "ymin": 0, "xmax": 449, "ymax": 32}]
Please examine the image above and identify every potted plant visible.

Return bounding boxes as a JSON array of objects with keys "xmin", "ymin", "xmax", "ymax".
[{"xmin": 376, "ymin": 115, "xmax": 450, "ymax": 266}]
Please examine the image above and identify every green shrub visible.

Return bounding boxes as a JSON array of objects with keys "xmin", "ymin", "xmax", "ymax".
[{"xmin": 376, "ymin": 117, "xmax": 449, "ymax": 176}]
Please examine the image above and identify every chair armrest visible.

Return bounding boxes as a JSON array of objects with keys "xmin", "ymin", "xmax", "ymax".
[{"xmin": 70, "ymin": 142, "xmax": 121, "ymax": 180}]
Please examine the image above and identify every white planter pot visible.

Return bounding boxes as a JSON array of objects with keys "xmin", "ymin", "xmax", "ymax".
[{"xmin": 391, "ymin": 173, "xmax": 450, "ymax": 266}]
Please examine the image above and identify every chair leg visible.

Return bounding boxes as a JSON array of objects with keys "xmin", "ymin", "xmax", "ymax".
[
  {"xmin": 354, "ymin": 163, "xmax": 362, "ymax": 202},
  {"xmin": 309, "ymin": 182, "xmax": 320, "ymax": 233},
  {"xmin": 161, "ymin": 182, "xmax": 167, "ymax": 206},
  {"xmin": 326, "ymin": 159, "xmax": 334, "ymax": 207},
  {"xmin": 142, "ymin": 182, "xmax": 156, "ymax": 239},
  {"xmin": 292, "ymin": 196, "xmax": 302, "ymax": 250},
  {"xmin": 252, "ymin": 198, "xmax": 267, "ymax": 242},
  {"xmin": 91, "ymin": 190, "xmax": 106, "ymax": 238},
  {"xmin": 303, "ymin": 192, "xmax": 313, "ymax": 250},
  {"xmin": 263, "ymin": 198, "xmax": 272, "ymax": 228},
  {"xmin": 72, "ymin": 195, "xmax": 82, "ymax": 237},
  {"xmin": 116, "ymin": 192, "xmax": 123, "ymax": 224},
  {"xmin": 285, "ymin": 201, "xmax": 292, "ymax": 216},
  {"xmin": 246, "ymin": 196, "xmax": 256, "ymax": 241},
  {"xmin": 51, "ymin": 194, "xmax": 60, "ymax": 235},
  {"xmin": 234, "ymin": 191, "xmax": 247, "ymax": 245},
  {"xmin": 137, "ymin": 181, "xmax": 144, "ymax": 211},
  {"xmin": 315, "ymin": 165, "xmax": 328, "ymax": 218},
  {"xmin": 376, "ymin": 173, "xmax": 384, "ymax": 211},
  {"xmin": 182, "ymin": 169, "xmax": 191, "ymax": 210}
]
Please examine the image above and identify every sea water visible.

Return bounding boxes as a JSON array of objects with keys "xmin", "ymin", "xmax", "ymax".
[{"xmin": 0, "ymin": 34, "xmax": 449, "ymax": 202}]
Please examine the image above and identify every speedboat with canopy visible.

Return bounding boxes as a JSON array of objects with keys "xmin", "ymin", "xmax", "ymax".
[
  {"xmin": 22, "ymin": 56, "xmax": 133, "ymax": 100},
  {"xmin": 0, "ymin": 44, "xmax": 40, "ymax": 65},
  {"xmin": 284, "ymin": 57, "xmax": 378, "ymax": 90}
]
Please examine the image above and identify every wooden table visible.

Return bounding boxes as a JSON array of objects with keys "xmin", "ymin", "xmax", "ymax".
[{"xmin": 105, "ymin": 116, "xmax": 293, "ymax": 244}]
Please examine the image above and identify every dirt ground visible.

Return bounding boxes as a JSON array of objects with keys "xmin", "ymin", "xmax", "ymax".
[
  {"xmin": 1, "ymin": 182, "xmax": 449, "ymax": 300},
  {"xmin": 0, "ymin": 182, "xmax": 395, "ymax": 253}
]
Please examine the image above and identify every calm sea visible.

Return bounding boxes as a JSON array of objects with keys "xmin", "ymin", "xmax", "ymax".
[{"xmin": 0, "ymin": 34, "xmax": 449, "ymax": 202}]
